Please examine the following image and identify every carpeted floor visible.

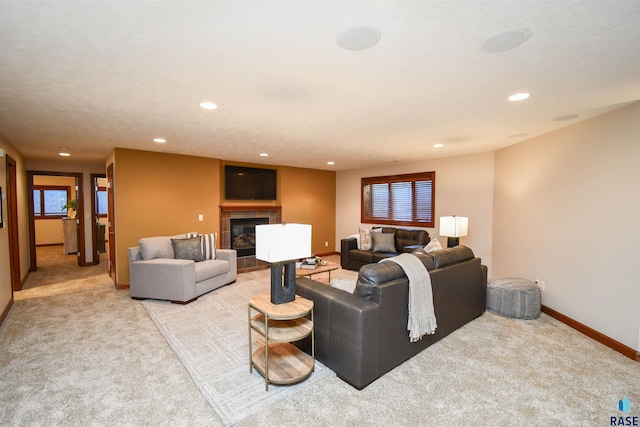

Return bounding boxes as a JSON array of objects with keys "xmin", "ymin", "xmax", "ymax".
[{"xmin": 1, "ymin": 247, "xmax": 639, "ymax": 426}]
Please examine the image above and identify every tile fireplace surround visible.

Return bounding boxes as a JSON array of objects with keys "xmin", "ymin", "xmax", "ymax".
[{"xmin": 220, "ymin": 206, "xmax": 281, "ymax": 273}]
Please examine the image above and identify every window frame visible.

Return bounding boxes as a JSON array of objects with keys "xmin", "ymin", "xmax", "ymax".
[
  {"xmin": 33, "ymin": 185, "xmax": 71, "ymax": 219},
  {"xmin": 361, "ymin": 171, "xmax": 435, "ymax": 227},
  {"xmin": 96, "ymin": 186, "xmax": 108, "ymax": 218}
]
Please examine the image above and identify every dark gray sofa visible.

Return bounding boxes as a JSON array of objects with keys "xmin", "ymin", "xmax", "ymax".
[
  {"xmin": 340, "ymin": 227, "xmax": 430, "ymax": 270},
  {"xmin": 296, "ymin": 245, "xmax": 487, "ymax": 390}
]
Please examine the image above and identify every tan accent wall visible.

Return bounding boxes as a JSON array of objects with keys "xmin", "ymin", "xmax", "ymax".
[
  {"xmin": 113, "ymin": 150, "xmax": 337, "ymax": 284},
  {"xmin": 113, "ymin": 149, "xmax": 221, "ymax": 284},
  {"xmin": 279, "ymin": 166, "xmax": 336, "ymax": 256}
]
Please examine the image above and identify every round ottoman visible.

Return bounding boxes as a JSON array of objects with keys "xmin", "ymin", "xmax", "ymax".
[{"xmin": 486, "ymin": 277, "xmax": 541, "ymax": 319}]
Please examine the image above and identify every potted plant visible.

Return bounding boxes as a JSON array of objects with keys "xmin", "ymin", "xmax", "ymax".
[{"xmin": 62, "ymin": 199, "xmax": 77, "ymax": 219}]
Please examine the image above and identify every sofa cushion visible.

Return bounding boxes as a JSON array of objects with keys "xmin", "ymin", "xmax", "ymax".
[
  {"xmin": 395, "ymin": 228, "xmax": 430, "ymax": 252},
  {"xmin": 194, "ymin": 259, "xmax": 229, "ymax": 282},
  {"xmin": 139, "ymin": 236, "xmax": 175, "ymax": 260},
  {"xmin": 431, "ymin": 245, "xmax": 474, "ymax": 269},
  {"xmin": 372, "ymin": 232, "xmax": 396, "ymax": 253},
  {"xmin": 172, "ymin": 236, "xmax": 205, "ymax": 262},
  {"xmin": 349, "ymin": 249, "xmax": 375, "ymax": 264}
]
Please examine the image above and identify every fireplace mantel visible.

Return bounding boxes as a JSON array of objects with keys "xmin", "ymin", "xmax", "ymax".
[{"xmin": 220, "ymin": 205, "xmax": 282, "ymax": 213}]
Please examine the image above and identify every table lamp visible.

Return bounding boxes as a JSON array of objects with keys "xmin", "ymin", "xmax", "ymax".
[
  {"xmin": 439, "ymin": 216, "xmax": 468, "ymax": 248},
  {"xmin": 255, "ymin": 223, "xmax": 312, "ymax": 304}
]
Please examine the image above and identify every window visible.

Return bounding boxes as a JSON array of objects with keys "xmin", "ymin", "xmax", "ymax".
[
  {"xmin": 97, "ymin": 186, "xmax": 107, "ymax": 216},
  {"xmin": 33, "ymin": 186, "xmax": 70, "ymax": 218},
  {"xmin": 361, "ymin": 171, "xmax": 435, "ymax": 227}
]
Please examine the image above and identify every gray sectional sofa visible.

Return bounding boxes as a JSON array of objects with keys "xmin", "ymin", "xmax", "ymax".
[
  {"xmin": 296, "ymin": 245, "xmax": 487, "ymax": 389},
  {"xmin": 128, "ymin": 233, "xmax": 237, "ymax": 304}
]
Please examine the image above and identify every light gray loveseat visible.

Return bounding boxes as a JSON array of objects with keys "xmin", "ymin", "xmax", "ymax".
[{"xmin": 128, "ymin": 233, "xmax": 237, "ymax": 304}]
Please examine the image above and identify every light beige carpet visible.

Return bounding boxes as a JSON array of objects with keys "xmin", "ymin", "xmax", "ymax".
[
  {"xmin": 2, "ymin": 249, "xmax": 639, "ymax": 426},
  {"xmin": 141, "ymin": 269, "xmax": 339, "ymax": 426}
]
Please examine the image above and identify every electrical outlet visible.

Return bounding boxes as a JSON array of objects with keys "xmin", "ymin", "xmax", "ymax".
[
  {"xmin": 198, "ymin": 214, "xmax": 203, "ymax": 222},
  {"xmin": 324, "ymin": 241, "xmax": 329, "ymax": 247},
  {"xmin": 535, "ymin": 279, "xmax": 545, "ymax": 292}
]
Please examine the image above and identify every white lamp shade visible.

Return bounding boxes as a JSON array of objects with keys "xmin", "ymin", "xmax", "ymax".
[
  {"xmin": 255, "ymin": 223, "xmax": 312, "ymax": 263},
  {"xmin": 439, "ymin": 216, "xmax": 469, "ymax": 238}
]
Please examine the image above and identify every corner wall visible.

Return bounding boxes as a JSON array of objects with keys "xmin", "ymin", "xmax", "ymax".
[{"xmin": 492, "ymin": 102, "xmax": 640, "ymax": 351}]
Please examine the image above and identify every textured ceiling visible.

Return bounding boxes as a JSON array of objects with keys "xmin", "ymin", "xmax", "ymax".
[{"xmin": 1, "ymin": 1, "xmax": 639, "ymax": 170}]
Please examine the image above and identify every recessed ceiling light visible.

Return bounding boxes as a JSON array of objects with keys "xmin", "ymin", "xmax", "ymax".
[
  {"xmin": 200, "ymin": 102, "xmax": 218, "ymax": 110},
  {"xmin": 59, "ymin": 147, "xmax": 70, "ymax": 157},
  {"xmin": 508, "ymin": 92, "xmax": 530, "ymax": 102},
  {"xmin": 153, "ymin": 138, "xmax": 166, "ymax": 143},
  {"xmin": 337, "ymin": 25, "xmax": 381, "ymax": 51},
  {"xmin": 433, "ymin": 144, "xmax": 444, "ymax": 148},
  {"xmin": 553, "ymin": 114, "xmax": 580, "ymax": 122},
  {"xmin": 259, "ymin": 153, "xmax": 269, "ymax": 157},
  {"xmin": 482, "ymin": 29, "xmax": 531, "ymax": 53},
  {"xmin": 327, "ymin": 161, "xmax": 335, "ymax": 165}
]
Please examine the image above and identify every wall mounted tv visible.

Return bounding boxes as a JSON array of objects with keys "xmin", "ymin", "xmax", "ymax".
[{"xmin": 224, "ymin": 165, "xmax": 277, "ymax": 201}]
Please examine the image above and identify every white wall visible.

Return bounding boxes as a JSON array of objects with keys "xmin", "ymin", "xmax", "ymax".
[
  {"xmin": 336, "ymin": 151, "xmax": 495, "ymax": 272},
  {"xmin": 492, "ymin": 102, "xmax": 640, "ymax": 351}
]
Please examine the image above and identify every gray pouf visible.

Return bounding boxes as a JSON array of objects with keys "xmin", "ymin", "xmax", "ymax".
[{"xmin": 487, "ymin": 277, "xmax": 541, "ymax": 319}]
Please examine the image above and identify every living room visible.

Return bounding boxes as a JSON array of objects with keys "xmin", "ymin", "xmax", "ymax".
[{"xmin": 1, "ymin": 1, "xmax": 639, "ymax": 425}]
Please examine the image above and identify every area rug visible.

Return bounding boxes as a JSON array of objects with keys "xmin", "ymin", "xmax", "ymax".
[{"xmin": 141, "ymin": 271, "xmax": 334, "ymax": 426}]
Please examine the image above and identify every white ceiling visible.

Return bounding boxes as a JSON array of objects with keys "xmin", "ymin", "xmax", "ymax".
[{"xmin": 1, "ymin": 1, "xmax": 639, "ymax": 171}]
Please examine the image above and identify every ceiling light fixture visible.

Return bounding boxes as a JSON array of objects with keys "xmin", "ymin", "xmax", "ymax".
[
  {"xmin": 327, "ymin": 161, "xmax": 335, "ymax": 165},
  {"xmin": 337, "ymin": 25, "xmax": 381, "ymax": 51},
  {"xmin": 553, "ymin": 114, "xmax": 580, "ymax": 122},
  {"xmin": 259, "ymin": 153, "xmax": 269, "ymax": 157},
  {"xmin": 508, "ymin": 92, "xmax": 530, "ymax": 102},
  {"xmin": 153, "ymin": 138, "xmax": 166, "ymax": 143},
  {"xmin": 482, "ymin": 29, "xmax": 531, "ymax": 53},
  {"xmin": 433, "ymin": 143, "xmax": 444, "ymax": 148},
  {"xmin": 200, "ymin": 101, "xmax": 218, "ymax": 110},
  {"xmin": 58, "ymin": 147, "xmax": 71, "ymax": 157}
]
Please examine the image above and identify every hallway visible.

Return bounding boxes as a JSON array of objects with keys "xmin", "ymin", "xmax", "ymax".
[{"xmin": 16, "ymin": 245, "xmax": 110, "ymax": 301}]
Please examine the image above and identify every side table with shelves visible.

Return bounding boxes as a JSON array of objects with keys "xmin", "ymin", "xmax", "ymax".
[{"xmin": 248, "ymin": 293, "xmax": 314, "ymax": 391}]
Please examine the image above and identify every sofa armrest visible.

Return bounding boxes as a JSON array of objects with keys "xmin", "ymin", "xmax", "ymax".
[
  {"xmin": 129, "ymin": 258, "xmax": 197, "ymax": 302},
  {"xmin": 296, "ymin": 277, "xmax": 380, "ymax": 389},
  {"xmin": 340, "ymin": 238, "xmax": 360, "ymax": 270},
  {"xmin": 215, "ymin": 248, "xmax": 236, "ymax": 264}
]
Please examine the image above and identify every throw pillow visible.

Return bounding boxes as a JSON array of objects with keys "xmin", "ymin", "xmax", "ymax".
[
  {"xmin": 172, "ymin": 236, "xmax": 205, "ymax": 262},
  {"xmin": 372, "ymin": 232, "xmax": 396, "ymax": 253},
  {"xmin": 424, "ymin": 238, "xmax": 443, "ymax": 253},
  {"xmin": 359, "ymin": 228, "xmax": 380, "ymax": 251},
  {"xmin": 347, "ymin": 233, "xmax": 361, "ymax": 249},
  {"xmin": 139, "ymin": 236, "xmax": 174, "ymax": 260},
  {"xmin": 201, "ymin": 233, "xmax": 217, "ymax": 260}
]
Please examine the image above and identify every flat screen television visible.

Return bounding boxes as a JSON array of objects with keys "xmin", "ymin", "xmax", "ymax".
[{"xmin": 224, "ymin": 165, "xmax": 277, "ymax": 200}]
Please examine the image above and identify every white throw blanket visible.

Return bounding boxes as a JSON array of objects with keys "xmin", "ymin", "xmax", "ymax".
[{"xmin": 381, "ymin": 253, "xmax": 437, "ymax": 341}]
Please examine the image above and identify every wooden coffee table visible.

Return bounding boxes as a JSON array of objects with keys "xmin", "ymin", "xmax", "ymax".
[{"xmin": 295, "ymin": 262, "xmax": 339, "ymax": 282}]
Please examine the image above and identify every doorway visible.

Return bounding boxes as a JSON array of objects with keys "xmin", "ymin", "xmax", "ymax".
[
  {"xmin": 27, "ymin": 171, "xmax": 85, "ymax": 271},
  {"xmin": 6, "ymin": 155, "xmax": 21, "ymax": 292},
  {"xmin": 90, "ymin": 173, "xmax": 107, "ymax": 265}
]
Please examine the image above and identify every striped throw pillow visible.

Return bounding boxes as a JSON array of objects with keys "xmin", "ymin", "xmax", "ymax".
[{"xmin": 201, "ymin": 233, "xmax": 217, "ymax": 260}]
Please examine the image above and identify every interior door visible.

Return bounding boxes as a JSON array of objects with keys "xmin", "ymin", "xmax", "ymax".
[
  {"xmin": 107, "ymin": 163, "xmax": 116, "ymax": 285},
  {"xmin": 6, "ymin": 155, "xmax": 21, "ymax": 292}
]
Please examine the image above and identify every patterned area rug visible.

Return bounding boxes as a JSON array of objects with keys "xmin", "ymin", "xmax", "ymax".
[{"xmin": 141, "ymin": 271, "xmax": 334, "ymax": 426}]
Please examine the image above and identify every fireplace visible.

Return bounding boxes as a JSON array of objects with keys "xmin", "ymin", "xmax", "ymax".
[
  {"xmin": 220, "ymin": 205, "xmax": 282, "ymax": 272},
  {"xmin": 230, "ymin": 217, "xmax": 270, "ymax": 257}
]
